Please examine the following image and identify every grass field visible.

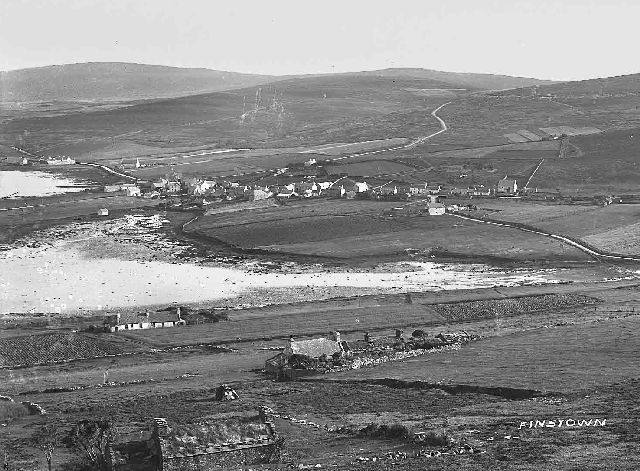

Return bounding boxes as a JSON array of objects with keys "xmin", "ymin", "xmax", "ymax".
[
  {"xmin": 469, "ymin": 200, "xmax": 640, "ymax": 256},
  {"xmin": 323, "ymin": 316, "xmax": 640, "ymax": 393},
  {"xmin": 2, "ymin": 280, "xmax": 639, "ymax": 470},
  {"xmin": 529, "ymin": 127, "xmax": 640, "ymax": 193},
  {"xmin": 0, "ymin": 194, "xmax": 156, "ymax": 244},
  {"xmin": 187, "ymin": 198, "xmax": 592, "ymax": 261}
]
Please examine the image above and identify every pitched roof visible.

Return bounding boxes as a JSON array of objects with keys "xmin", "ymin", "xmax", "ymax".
[
  {"xmin": 105, "ymin": 311, "xmax": 181, "ymax": 326},
  {"xmin": 288, "ymin": 338, "xmax": 341, "ymax": 358}
]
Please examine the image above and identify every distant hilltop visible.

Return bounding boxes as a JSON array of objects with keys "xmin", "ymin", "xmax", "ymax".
[
  {"xmin": 0, "ymin": 62, "xmax": 277, "ymax": 103},
  {"xmin": 1, "ymin": 62, "xmax": 556, "ymax": 103}
]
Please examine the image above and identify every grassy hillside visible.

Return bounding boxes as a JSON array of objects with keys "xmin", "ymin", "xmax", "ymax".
[
  {"xmin": 340, "ymin": 68, "xmax": 555, "ymax": 90},
  {"xmin": 0, "ymin": 74, "xmax": 468, "ymax": 156},
  {"xmin": 510, "ymin": 72, "xmax": 640, "ymax": 98},
  {"xmin": 0, "ymin": 62, "xmax": 276, "ymax": 102}
]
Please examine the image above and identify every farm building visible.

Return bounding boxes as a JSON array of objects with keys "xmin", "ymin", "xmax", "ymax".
[
  {"xmin": 250, "ymin": 188, "xmax": 272, "ymax": 201},
  {"xmin": 104, "ymin": 309, "xmax": 186, "ymax": 333},
  {"xmin": 497, "ymin": 176, "xmax": 518, "ymax": 194},
  {"xmin": 46, "ymin": 156, "xmax": 75, "ymax": 165},
  {"xmin": 265, "ymin": 332, "xmax": 348, "ymax": 379},
  {"xmin": 409, "ymin": 185, "xmax": 429, "ymax": 196},
  {"xmin": 427, "ymin": 202, "xmax": 446, "ymax": 216},
  {"xmin": 353, "ymin": 181, "xmax": 369, "ymax": 193},
  {"xmin": 97, "ymin": 208, "xmax": 109, "ymax": 216},
  {"xmin": 5, "ymin": 156, "xmax": 28, "ymax": 165},
  {"xmin": 472, "ymin": 188, "xmax": 491, "ymax": 197},
  {"xmin": 107, "ymin": 410, "xmax": 280, "ymax": 470},
  {"xmin": 124, "ymin": 186, "xmax": 141, "ymax": 197},
  {"xmin": 165, "ymin": 181, "xmax": 182, "ymax": 194},
  {"xmin": 104, "ymin": 184, "xmax": 122, "ymax": 193},
  {"xmin": 323, "ymin": 184, "xmax": 345, "ymax": 198},
  {"xmin": 297, "ymin": 181, "xmax": 322, "ymax": 197},
  {"xmin": 275, "ymin": 188, "xmax": 297, "ymax": 199}
]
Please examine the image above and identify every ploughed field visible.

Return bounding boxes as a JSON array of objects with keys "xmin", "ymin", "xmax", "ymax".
[{"xmin": 187, "ymin": 199, "xmax": 592, "ymax": 261}]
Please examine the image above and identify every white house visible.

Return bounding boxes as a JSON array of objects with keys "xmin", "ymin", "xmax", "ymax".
[
  {"xmin": 104, "ymin": 309, "xmax": 186, "ymax": 332},
  {"xmin": 353, "ymin": 182, "xmax": 369, "ymax": 193},
  {"xmin": 125, "ymin": 186, "xmax": 141, "ymax": 197},
  {"xmin": 427, "ymin": 203, "xmax": 446, "ymax": 216}
]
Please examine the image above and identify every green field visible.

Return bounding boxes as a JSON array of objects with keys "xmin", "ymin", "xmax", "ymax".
[
  {"xmin": 187, "ymin": 198, "xmax": 592, "ymax": 261},
  {"xmin": 466, "ymin": 200, "xmax": 640, "ymax": 256},
  {"xmin": 323, "ymin": 316, "xmax": 640, "ymax": 393}
]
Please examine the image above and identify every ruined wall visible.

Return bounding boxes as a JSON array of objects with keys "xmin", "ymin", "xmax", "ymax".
[{"xmin": 162, "ymin": 443, "xmax": 279, "ymax": 470}]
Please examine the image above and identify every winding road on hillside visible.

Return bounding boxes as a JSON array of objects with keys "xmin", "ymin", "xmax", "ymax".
[
  {"xmin": 329, "ymin": 101, "xmax": 451, "ymax": 162},
  {"xmin": 134, "ymin": 101, "xmax": 454, "ymax": 179}
]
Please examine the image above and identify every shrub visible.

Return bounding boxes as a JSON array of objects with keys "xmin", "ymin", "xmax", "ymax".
[
  {"xmin": 0, "ymin": 401, "xmax": 30, "ymax": 421},
  {"xmin": 357, "ymin": 422, "xmax": 411, "ymax": 440},
  {"xmin": 414, "ymin": 430, "xmax": 451, "ymax": 447}
]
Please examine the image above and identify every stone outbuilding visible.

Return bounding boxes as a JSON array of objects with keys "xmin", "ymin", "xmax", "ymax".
[{"xmin": 265, "ymin": 332, "xmax": 348, "ymax": 379}]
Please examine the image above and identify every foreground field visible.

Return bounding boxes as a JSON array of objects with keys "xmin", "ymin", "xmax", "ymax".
[{"xmin": 1, "ymin": 280, "xmax": 639, "ymax": 470}]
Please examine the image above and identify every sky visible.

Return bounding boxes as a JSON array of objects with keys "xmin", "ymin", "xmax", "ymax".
[{"xmin": 1, "ymin": 0, "xmax": 638, "ymax": 80}]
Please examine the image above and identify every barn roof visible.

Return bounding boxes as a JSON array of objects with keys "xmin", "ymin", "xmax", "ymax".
[{"xmin": 289, "ymin": 338, "xmax": 342, "ymax": 358}]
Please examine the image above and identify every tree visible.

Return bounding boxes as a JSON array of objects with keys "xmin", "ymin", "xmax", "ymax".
[
  {"xmin": 64, "ymin": 420, "xmax": 113, "ymax": 471},
  {"xmin": 33, "ymin": 424, "xmax": 60, "ymax": 471}
]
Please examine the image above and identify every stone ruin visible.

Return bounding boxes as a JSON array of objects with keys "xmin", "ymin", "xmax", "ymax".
[{"xmin": 107, "ymin": 407, "xmax": 281, "ymax": 470}]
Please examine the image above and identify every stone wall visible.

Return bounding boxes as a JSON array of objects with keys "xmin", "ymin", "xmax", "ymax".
[{"xmin": 162, "ymin": 443, "xmax": 280, "ymax": 470}]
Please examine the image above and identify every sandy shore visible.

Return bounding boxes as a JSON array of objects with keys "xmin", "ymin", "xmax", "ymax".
[
  {"xmin": 0, "ymin": 215, "xmax": 624, "ymax": 315},
  {"xmin": 2, "ymin": 240, "xmax": 563, "ymax": 314}
]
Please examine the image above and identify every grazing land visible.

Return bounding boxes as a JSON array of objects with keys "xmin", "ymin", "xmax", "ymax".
[
  {"xmin": 323, "ymin": 316, "xmax": 640, "ymax": 393},
  {"xmin": 187, "ymin": 199, "xmax": 592, "ymax": 261},
  {"xmin": 466, "ymin": 200, "xmax": 640, "ymax": 256},
  {"xmin": 1, "ymin": 280, "xmax": 639, "ymax": 470}
]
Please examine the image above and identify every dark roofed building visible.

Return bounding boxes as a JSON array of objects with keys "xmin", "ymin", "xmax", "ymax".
[
  {"xmin": 108, "ymin": 411, "xmax": 280, "ymax": 470},
  {"xmin": 497, "ymin": 176, "xmax": 518, "ymax": 194},
  {"xmin": 265, "ymin": 332, "xmax": 348, "ymax": 379}
]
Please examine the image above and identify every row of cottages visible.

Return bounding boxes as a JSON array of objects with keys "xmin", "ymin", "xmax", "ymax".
[
  {"xmin": 186, "ymin": 178, "xmax": 274, "ymax": 201},
  {"xmin": 104, "ymin": 309, "xmax": 185, "ymax": 332},
  {"xmin": 450, "ymin": 185, "xmax": 492, "ymax": 197},
  {"xmin": 46, "ymin": 156, "xmax": 76, "ymax": 165}
]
